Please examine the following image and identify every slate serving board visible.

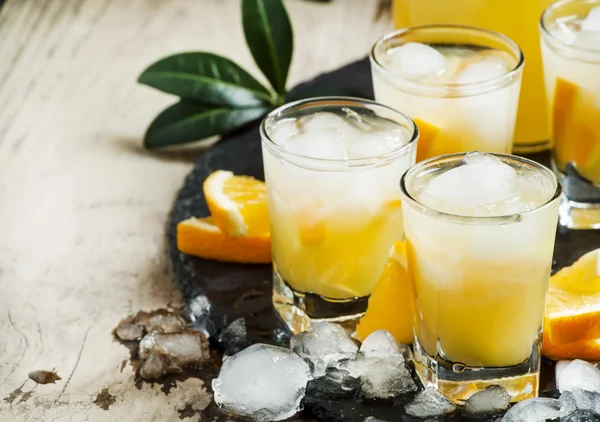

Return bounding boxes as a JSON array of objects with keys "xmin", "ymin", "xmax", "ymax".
[{"xmin": 168, "ymin": 58, "xmax": 600, "ymax": 421}]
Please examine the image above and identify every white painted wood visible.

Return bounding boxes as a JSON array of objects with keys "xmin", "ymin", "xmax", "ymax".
[{"xmin": 0, "ymin": 0, "xmax": 391, "ymax": 420}]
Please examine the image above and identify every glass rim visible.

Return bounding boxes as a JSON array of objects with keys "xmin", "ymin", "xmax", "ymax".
[
  {"xmin": 540, "ymin": 0, "xmax": 600, "ymax": 56},
  {"xmin": 370, "ymin": 24, "xmax": 525, "ymax": 95},
  {"xmin": 259, "ymin": 96, "xmax": 419, "ymax": 170},
  {"xmin": 399, "ymin": 152, "xmax": 563, "ymax": 225}
]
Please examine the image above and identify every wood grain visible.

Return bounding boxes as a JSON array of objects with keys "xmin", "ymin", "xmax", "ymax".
[{"xmin": 0, "ymin": 0, "xmax": 391, "ymax": 420}]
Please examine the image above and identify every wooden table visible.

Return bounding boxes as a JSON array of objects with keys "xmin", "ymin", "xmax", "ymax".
[{"xmin": 0, "ymin": 0, "xmax": 391, "ymax": 420}]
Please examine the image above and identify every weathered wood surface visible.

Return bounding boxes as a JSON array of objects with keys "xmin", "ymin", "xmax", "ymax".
[{"xmin": 0, "ymin": 0, "xmax": 391, "ymax": 420}]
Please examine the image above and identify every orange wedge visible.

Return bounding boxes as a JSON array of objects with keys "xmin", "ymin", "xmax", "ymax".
[
  {"xmin": 204, "ymin": 170, "xmax": 269, "ymax": 237},
  {"xmin": 413, "ymin": 118, "xmax": 440, "ymax": 163},
  {"xmin": 542, "ymin": 330, "xmax": 600, "ymax": 361},
  {"xmin": 552, "ymin": 78, "xmax": 600, "ymax": 183},
  {"xmin": 177, "ymin": 217, "xmax": 271, "ymax": 264},
  {"xmin": 544, "ymin": 249, "xmax": 600, "ymax": 346},
  {"xmin": 356, "ymin": 241, "xmax": 413, "ymax": 344}
]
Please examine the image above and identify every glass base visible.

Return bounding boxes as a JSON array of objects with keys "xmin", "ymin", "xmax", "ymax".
[
  {"xmin": 512, "ymin": 139, "xmax": 551, "ymax": 154},
  {"xmin": 272, "ymin": 268, "xmax": 367, "ymax": 334},
  {"xmin": 559, "ymin": 198, "xmax": 600, "ymax": 230},
  {"xmin": 553, "ymin": 161, "xmax": 600, "ymax": 230},
  {"xmin": 412, "ymin": 335, "xmax": 541, "ymax": 404}
]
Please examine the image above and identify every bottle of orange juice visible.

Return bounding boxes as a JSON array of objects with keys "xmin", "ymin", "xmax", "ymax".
[{"xmin": 393, "ymin": 0, "xmax": 554, "ymax": 153}]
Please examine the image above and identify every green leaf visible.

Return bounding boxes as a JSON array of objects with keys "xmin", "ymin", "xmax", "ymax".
[
  {"xmin": 138, "ymin": 52, "xmax": 273, "ymax": 107},
  {"xmin": 144, "ymin": 101, "xmax": 270, "ymax": 149},
  {"xmin": 242, "ymin": 0, "xmax": 293, "ymax": 95}
]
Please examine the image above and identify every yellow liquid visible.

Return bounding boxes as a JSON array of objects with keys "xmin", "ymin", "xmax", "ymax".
[
  {"xmin": 393, "ymin": 0, "xmax": 554, "ymax": 151},
  {"xmin": 270, "ymin": 201, "xmax": 403, "ymax": 299},
  {"xmin": 407, "ymin": 241, "xmax": 548, "ymax": 367}
]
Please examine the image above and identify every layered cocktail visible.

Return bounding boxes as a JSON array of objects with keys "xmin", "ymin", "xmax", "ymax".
[
  {"xmin": 400, "ymin": 152, "xmax": 561, "ymax": 402},
  {"xmin": 261, "ymin": 98, "xmax": 418, "ymax": 333},
  {"xmin": 541, "ymin": 0, "xmax": 600, "ymax": 229},
  {"xmin": 371, "ymin": 25, "xmax": 524, "ymax": 161}
]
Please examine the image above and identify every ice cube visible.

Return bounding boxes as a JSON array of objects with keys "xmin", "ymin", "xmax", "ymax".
[
  {"xmin": 387, "ymin": 42, "xmax": 447, "ymax": 79},
  {"xmin": 405, "ymin": 387, "xmax": 456, "ymax": 418},
  {"xmin": 343, "ymin": 129, "xmax": 408, "ymax": 159},
  {"xmin": 114, "ymin": 322, "xmax": 144, "ymax": 341},
  {"xmin": 342, "ymin": 355, "xmax": 418, "ymax": 399},
  {"xmin": 560, "ymin": 388, "xmax": 600, "ymax": 415},
  {"xmin": 575, "ymin": 30, "xmax": 600, "ymax": 50},
  {"xmin": 218, "ymin": 318, "xmax": 247, "ymax": 356},
  {"xmin": 283, "ymin": 131, "xmax": 347, "ymax": 162},
  {"xmin": 359, "ymin": 330, "xmax": 401, "ymax": 359},
  {"xmin": 305, "ymin": 367, "xmax": 360, "ymax": 399},
  {"xmin": 364, "ymin": 418, "xmax": 388, "ymax": 422},
  {"xmin": 558, "ymin": 359, "xmax": 600, "ymax": 393},
  {"xmin": 502, "ymin": 397, "xmax": 576, "ymax": 422},
  {"xmin": 464, "ymin": 385, "xmax": 511, "ymax": 415},
  {"xmin": 299, "ymin": 112, "xmax": 353, "ymax": 134},
  {"xmin": 290, "ymin": 322, "xmax": 358, "ymax": 377},
  {"xmin": 212, "ymin": 344, "xmax": 312, "ymax": 422},
  {"xmin": 419, "ymin": 151, "xmax": 519, "ymax": 216},
  {"xmin": 271, "ymin": 118, "xmax": 300, "ymax": 145},
  {"xmin": 554, "ymin": 17, "xmax": 579, "ymax": 45},
  {"xmin": 556, "ymin": 360, "xmax": 573, "ymax": 382},
  {"xmin": 582, "ymin": 6, "xmax": 600, "ymax": 31},
  {"xmin": 145, "ymin": 314, "xmax": 185, "ymax": 333},
  {"xmin": 562, "ymin": 410, "xmax": 600, "ymax": 422},
  {"xmin": 139, "ymin": 331, "xmax": 210, "ymax": 365},
  {"xmin": 456, "ymin": 54, "xmax": 508, "ymax": 84}
]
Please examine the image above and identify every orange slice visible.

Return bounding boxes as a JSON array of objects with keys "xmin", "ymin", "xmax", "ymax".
[
  {"xmin": 176, "ymin": 217, "xmax": 271, "ymax": 264},
  {"xmin": 542, "ymin": 330, "xmax": 600, "ymax": 361},
  {"xmin": 545, "ymin": 249, "xmax": 600, "ymax": 346},
  {"xmin": 203, "ymin": 170, "xmax": 269, "ymax": 237},
  {"xmin": 413, "ymin": 118, "xmax": 440, "ymax": 162},
  {"xmin": 552, "ymin": 78, "xmax": 600, "ymax": 183},
  {"xmin": 356, "ymin": 240, "xmax": 413, "ymax": 344}
]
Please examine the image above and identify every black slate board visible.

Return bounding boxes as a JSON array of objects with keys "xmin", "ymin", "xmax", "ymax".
[{"xmin": 168, "ymin": 58, "xmax": 600, "ymax": 421}]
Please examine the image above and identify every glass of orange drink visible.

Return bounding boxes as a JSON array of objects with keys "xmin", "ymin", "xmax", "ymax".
[
  {"xmin": 370, "ymin": 25, "xmax": 524, "ymax": 162},
  {"xmin": 541, "ymin": 0, "xmax": 600, "ymax": 229},
  {"xmin": 260, "ymin": 97, "xmax": 418, "ymax": 333},
  {"xmin": 400, "ymin": 152, "xmax": 561, "ymax": 403},
  {"xmin": 392, "ymin": 0, "xmax": 556, "ymax": 153}
]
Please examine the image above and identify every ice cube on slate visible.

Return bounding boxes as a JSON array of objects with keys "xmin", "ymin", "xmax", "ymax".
[
  {"xmin": 387, "ymin": 42, "xmax": 447, "ymax": 79},
  {"xmin": 502, "ymin": 397, "xmax": 575, "ymax": 422},
  {"xmin": 138, "ymin": 331, "xmax": 209, "ymax": 365},
  {"xmin": 359, "ymin": 330, "xmax": 401, "ymax": 359},
  {"xmin": 342, "ymin": 355, "xmax": 417, "ymax": 399},
  {"xmin": 405, "ymin": 387, "xmax": 456, "ymax": 418},
  {"xmin": 304, "ymin": 367, "xmax": 360, "ymax": 399},
  {"xmin": 558, "ymin": 359, "xmax": 600, "ymax": 393},
  {"xmin": 218, "ymin": 318, "xmax": 247, "ymax": 356},
  {"xmin": 290, "ymin": 322, "xmax": 358, "ymax": 377},
  {"xmin": 561, "ymin": 409, "xmax": 600, "ymax": 422},
  {"xmin": 364, "ymin": 417, "xmax": 388, "ymax": 422},
  {"xmin": 464, "ymin": 385, "xmax": 511, "ymax": 415},
  {"xmin": 556, "ymin": 360, "xmax": 572, "ymax": 381},
  {"xmin": 560, "ymin": 388, "xmax": 600, "ymax": 415},
  {"xmin": 212, "ymin": 343, "xmax": 311, "ymax": 422}
]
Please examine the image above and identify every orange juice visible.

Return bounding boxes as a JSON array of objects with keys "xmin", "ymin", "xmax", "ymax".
[{"xmin": 393, "ymin": 0, "xmax": 554, "ymax": 152}]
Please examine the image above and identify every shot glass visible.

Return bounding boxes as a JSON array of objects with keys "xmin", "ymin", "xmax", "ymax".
[
  {"xmin": 400, "ymin": 152, "xmax": 561, "ymax": 403},
  {"xmin": 371, "ymin": 25, "xmax": 524, "ymax": 161},
  {"xmin": 260, "ymin": 97, "xmax": 418, "ymax": 333},
  {"xmin": 541, "ymin": 0, "xmax": 600, "ymax": 229}
]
